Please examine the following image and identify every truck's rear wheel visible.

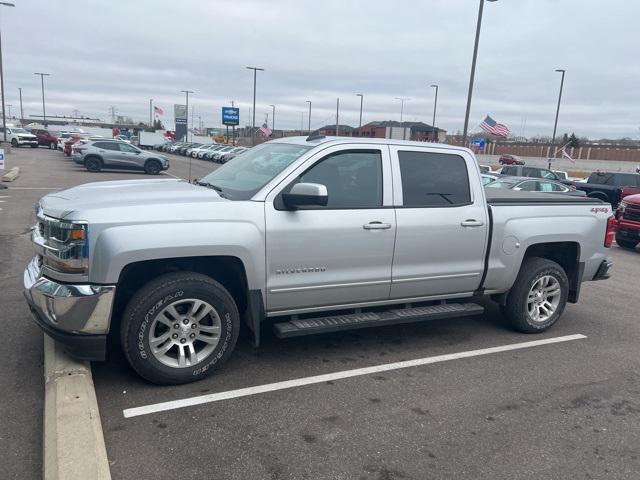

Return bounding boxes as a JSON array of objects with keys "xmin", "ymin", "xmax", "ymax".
[
  {"xmin": 120, "ymin": 272, "xmax": 240, "ymax": 385},
  {"xmin": 504, "ymin": 257, "xmax": 568, "ymax": 333},
  {"xmin": 615, "ymin": 236, "xmax": 638, "ymax": 249}
]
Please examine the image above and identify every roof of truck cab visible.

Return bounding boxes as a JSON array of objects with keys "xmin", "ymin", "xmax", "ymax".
[{"xmin": 269, "ymin": 136, "xmax": 473, "ymax": 154}]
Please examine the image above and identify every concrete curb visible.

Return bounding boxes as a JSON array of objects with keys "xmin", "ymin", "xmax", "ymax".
[
  {"xmin": 44, "ymin": 335, "xmax": 111, "ymax": 480},
  {"xmin": 2, "ymin": 166, "xmax": 19, "ymax": 182}
]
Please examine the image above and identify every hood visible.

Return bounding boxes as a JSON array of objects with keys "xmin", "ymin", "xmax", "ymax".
[
  {"xmin": 19, "ymin": 133, "xmax": 37, "ymax": 139},
  {"xmin": 39, "ymin": 178, "xmax": 226, "ymax": 220}
]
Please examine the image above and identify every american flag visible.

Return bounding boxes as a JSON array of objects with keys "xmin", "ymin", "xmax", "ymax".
[
  {"xmin": 479, "ymin": 115, "xmax": 510, "ymax": 137},
  {"xmin": 561, "ymin": 147, "xmax": 576, "ymax": 164},
  {"xmin": 153, "ymin": 106, "xmax": 164, "ymax": 116},
  {"xmin": 259, "ymin": 122, "xmax": 272, "ymax": 137}
]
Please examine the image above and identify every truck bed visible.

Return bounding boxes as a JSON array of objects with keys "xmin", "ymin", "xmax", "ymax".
[{"xmin": 485, "ymin": 189, "xmax": 606, "ymax": 205}]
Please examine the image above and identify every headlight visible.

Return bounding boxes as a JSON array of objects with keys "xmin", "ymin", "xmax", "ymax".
[{"xmin": 33, "ymin": 214, "xmax": 89, "ymax": 275}]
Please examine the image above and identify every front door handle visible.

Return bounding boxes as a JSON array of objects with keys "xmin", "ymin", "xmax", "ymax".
[
  {"xmin": 363, "ymin": 221, "xmax": 392, "ymax": 230},
  {"xmin": 461, "ymin": 219, "xmax": 485, "ymax": 227}
]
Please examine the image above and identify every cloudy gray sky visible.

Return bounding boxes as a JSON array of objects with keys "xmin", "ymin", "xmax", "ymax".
[{"xmin": 3, "ymin": 0, "xmax": 638, "ymax": 138}]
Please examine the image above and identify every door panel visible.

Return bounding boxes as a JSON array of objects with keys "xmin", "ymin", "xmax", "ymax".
[
  {"xmin": 389, "ymin": 146, "xmax": 488, "ymax": 298},
  {"xmin": 264, "ymin": 145, "xmax": 395, "ymax": 313}
]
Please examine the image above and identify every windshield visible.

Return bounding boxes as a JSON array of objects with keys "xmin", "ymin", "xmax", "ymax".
[
  {"xmin": 13, "ymin": 128, "xmax": 29, "ymax": 134},
  {"xmin": 486, "ymin": 180, "xmax": 517, "ymax": 189},
  {"xmin": 199, "ymin": 142, "xmax": 312, "ymax": 200}
]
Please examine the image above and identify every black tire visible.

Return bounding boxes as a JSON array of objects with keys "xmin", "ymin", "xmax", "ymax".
[
  {"xmin": 120, "ymin": 272, "xmax": 240, "ymax": 385},
  {"xmin": 503, "ymin": 257, "xmax": 569, "ymax": 333},
  {"xmin": 85, "ymin": 156, "xmax": 102, "ymax": 172},
  {"xmin": 616, "ymin": 236, "xmax": 638, "ymax": 249},
  {"xmin": 144, "ymin": 159, "xmax": 161, "ymax": 175},
  {"xmin": 11, "ymin": 138, "xmax": 18, "ymax": 147}
]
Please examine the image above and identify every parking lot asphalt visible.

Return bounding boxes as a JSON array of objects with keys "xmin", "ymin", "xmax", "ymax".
[
  {"xmin": 0, "ymin": 146, "xmax": 219, "ymax": 480},
  {"xmin": 3, "ymin": 146, "xmax": 640, "ymax": 480}
]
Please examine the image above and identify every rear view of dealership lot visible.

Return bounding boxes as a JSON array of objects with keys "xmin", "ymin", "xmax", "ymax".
[{"xmin": 4, "ymin": 1, "xmax": 640, "ymax": 480}]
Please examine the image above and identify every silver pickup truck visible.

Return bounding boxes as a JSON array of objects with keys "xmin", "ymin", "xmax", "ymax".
[{"xmin": 24, "ymin": 136, "xmax": 614, "ymax": 384}]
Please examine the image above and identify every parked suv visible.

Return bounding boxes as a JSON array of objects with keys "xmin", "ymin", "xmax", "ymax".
[
  {"xmin": 0, "ymin": 126, "xmax": 38, "ymax": 147},
  {"xmin": 498, "ymin": 154, "xmax": 525, "ymax": 165},
  {"xmin": 31, "ymin": 129, "xmax": 59, "ymax": 149},
  {"xmin": 72, "ymin": 139, "xmax": 169, "ymax": 174}
]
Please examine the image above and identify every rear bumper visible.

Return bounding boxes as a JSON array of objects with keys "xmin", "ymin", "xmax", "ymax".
[
  {"xmin": 592, "ymin": 259, "xmax": 613, "ymax": 281},
  {"xmin": 23, "ymin": 256, "xmax": 115, "ymax": 361}
]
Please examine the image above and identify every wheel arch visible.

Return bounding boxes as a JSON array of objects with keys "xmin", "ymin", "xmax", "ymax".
[
  {"xmin": 112, "ymin": 255, "xmax": 252, "ymax": 336},
  {"xmin": 523, "ymin": 242, "xmax": 582, "ymax": 303}
]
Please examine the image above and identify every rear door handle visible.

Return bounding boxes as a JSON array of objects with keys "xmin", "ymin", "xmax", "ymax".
[
  {"xmin": 461, "ymin": 219, "xmax": 485, "ymax": 227},
  {"xmin": 363, "ymin": 221, "xmax": 392, "ymax": 230}
]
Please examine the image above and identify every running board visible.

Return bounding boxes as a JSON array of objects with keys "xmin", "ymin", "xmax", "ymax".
[{"xmin": 273, "ymin": 303, "xmax": 484, "ymax": 338}]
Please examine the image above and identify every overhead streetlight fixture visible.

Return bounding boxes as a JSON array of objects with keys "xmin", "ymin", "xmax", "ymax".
[
  {"xmin": 356, "ymin": 94, "xmax": 363, "ymax": 129},
  {"xmin": 246, "ymin": 66, "xmax": 264, "ymax": 145},
  {"xmin": 430, "ymin": 84, "xmax": 439, "ymax": 135},
  {"xmin": 395, "ymin": 97, "xmax": 410, "ymax": 122},
  {"xmin": 0, "ymin": 1, "xmax": 15, "ymax": 142},
  {"xmin": 462, "ymin": 0, "xmax": 498, "ymax": 143},
  {"xmin": 551, "ymin": 69, "xmax": 566, "ymax": 144}
]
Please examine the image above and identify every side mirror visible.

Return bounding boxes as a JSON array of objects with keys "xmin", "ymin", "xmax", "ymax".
[
  {"xmin": 513, "ymin": 186, "xmax": 522, "ymax": 191},
  {"xmin": 282, "ymin": 183, "xmax": 328, "ymax": 209}
]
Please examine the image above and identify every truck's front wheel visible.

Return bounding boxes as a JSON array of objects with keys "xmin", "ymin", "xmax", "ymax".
[
  {"xmin": 120, "ymin": 272, "xmax": 240, "ymax": 384},
  {"xmin": 504, "ymin": 257, "xmax": 569, "ymax": 333}
]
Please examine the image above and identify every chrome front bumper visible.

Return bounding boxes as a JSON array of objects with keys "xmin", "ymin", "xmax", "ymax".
[{"xmin": 23, "ymin": 256, "xmax": 116, "ymax": 335}]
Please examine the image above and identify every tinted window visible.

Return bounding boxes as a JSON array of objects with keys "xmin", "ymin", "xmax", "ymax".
[
  {"xmin": 94, "ymin": 142, "xmax": 119, "ymax": 151},
  {"xmin": 119, "ymin": 143, "xmax": 139, "ymax": 153},
  {"xmin": 517, "ymin": 181, "xmax": 538, "ymax": 191},
  {"xmin": 501, "ymin": 166, "xmax": 517, "ymax": 175},
  {"xmin": 549, "ymin": 182, "xmax": 566, "ymax": 191},
  {"xmin": 398, "ymin": 151, "xmax": 470, "ymax": 207},
  {"xmin": 539, "ymin": 169, "xmax": 557, "ymax": 179},
  {"xmin": 522, "ymin": 167, "xmax": 542, "ymax": 178},
  {"xmin": 298, "ymin": 150, "xmax": 382, "ymax": 208}
]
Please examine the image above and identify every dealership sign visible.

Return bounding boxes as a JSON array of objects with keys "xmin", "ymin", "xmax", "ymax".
[
  {"xmin": 222, "ymin": 107, "xmax": 240, "ymax": 126},
  {"xmin": 174, "ymin": 104, "xmax": 187, "ymax": 140}
]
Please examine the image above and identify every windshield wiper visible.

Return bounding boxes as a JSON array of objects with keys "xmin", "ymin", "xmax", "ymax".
[{"xmin": 194, "ymin": 180, "xmax": 227, "ymax": 198}]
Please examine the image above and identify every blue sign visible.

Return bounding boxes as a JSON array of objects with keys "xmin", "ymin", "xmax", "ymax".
[
  {"xmin": 222, "ymin": 107, "xmax": 240, "ymax": 126},
  {"xmin": 470, "ymin": 138, "xmax": 486, "ymax": 153}
]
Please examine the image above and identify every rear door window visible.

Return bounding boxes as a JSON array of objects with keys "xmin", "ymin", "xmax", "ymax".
[
  {"xmin": 398, "ymin": 151, "xmax": 470, "ymax": 207},
  {"xmin": 501, "ymin": 166, "xmax": 517, "ymax": 175}
]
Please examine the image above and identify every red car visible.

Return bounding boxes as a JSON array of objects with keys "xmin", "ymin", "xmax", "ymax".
[
  {"xmin": 31, "ymin": 128, "xmax": 59, "ymax": 149},
  {"xmin": 63, "ymin": 136, "xmax": 83, "ymax": 156},
  {"xmin": 616, "ymin": 193, "xmax": 640, "ymax": 250},
  {"xmin": 498, "ymin": 154, "xmax": 525, "ymax": 165}
]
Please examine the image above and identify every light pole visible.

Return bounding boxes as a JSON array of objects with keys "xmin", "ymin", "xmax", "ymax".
[
  {"xmin": 269, "ymin": 104, "xmax": 275, "ymax": 137},
  {"xmin": 34, "ymin": 72, "xmax": 50, "ymax": 126},
  {"xmin": 551, "ymin": 69, "xmax": 566, "ymax": 144},
  {"xmin": 356, "ymin": 93, "xmax": 363, "ymax": 130},
  {"xmin": 395, "ymin": 97, "xmax": 410, "ymax": 122},
  {"xmin": 462, "ymin": 0, "xmax": 498, "ymax": 143},
  {"xmin": 246, "ymin": 66, "xmax": 264, "ymax": 145},
  {"xmin": 430, "ymin": 84, "xmax": 439, "ymax": 129},
  {"xmin": 306, "ymin": 100, "xmax": 312, "ymax": 133},
  {"xmin": 335, "ymin": 98, "xmax": 340, "ymax": 136},
  {"xmin": 0, "ymin": 2, "xmax": 14, "ymax": 142},
  {"xmin": 149, "ymin": 98, "xmax": 153, "ymax": 127},
  {"xmin": 181, "ymin": 90, "xmax": 194, "ymax": 181},
  {"xmin": 18, "ymin": 87, "xmax": 23, "ymax": 123}
]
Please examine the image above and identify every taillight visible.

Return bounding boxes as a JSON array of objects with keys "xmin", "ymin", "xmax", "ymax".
[
  {"xmin": 568, "ymin": 184, "xmax": 576, "ymax": 190},
  {"xmin": 604, "ymin": 215, "xmax": 616, "ymax": 247}
]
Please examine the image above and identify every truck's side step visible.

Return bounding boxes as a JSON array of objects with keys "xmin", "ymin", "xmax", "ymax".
[{"xmin": 273, "ymin": 303, "xmax": 484, "ymax": 338}]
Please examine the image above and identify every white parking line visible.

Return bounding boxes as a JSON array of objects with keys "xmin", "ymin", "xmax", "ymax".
[
  {"xmin": 162, "ymin": 172, "xmax": 184, "ymax": 180},
  {"xmin": 123, "ymin": 333, "xmax": 587, "ymax": 418}
]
